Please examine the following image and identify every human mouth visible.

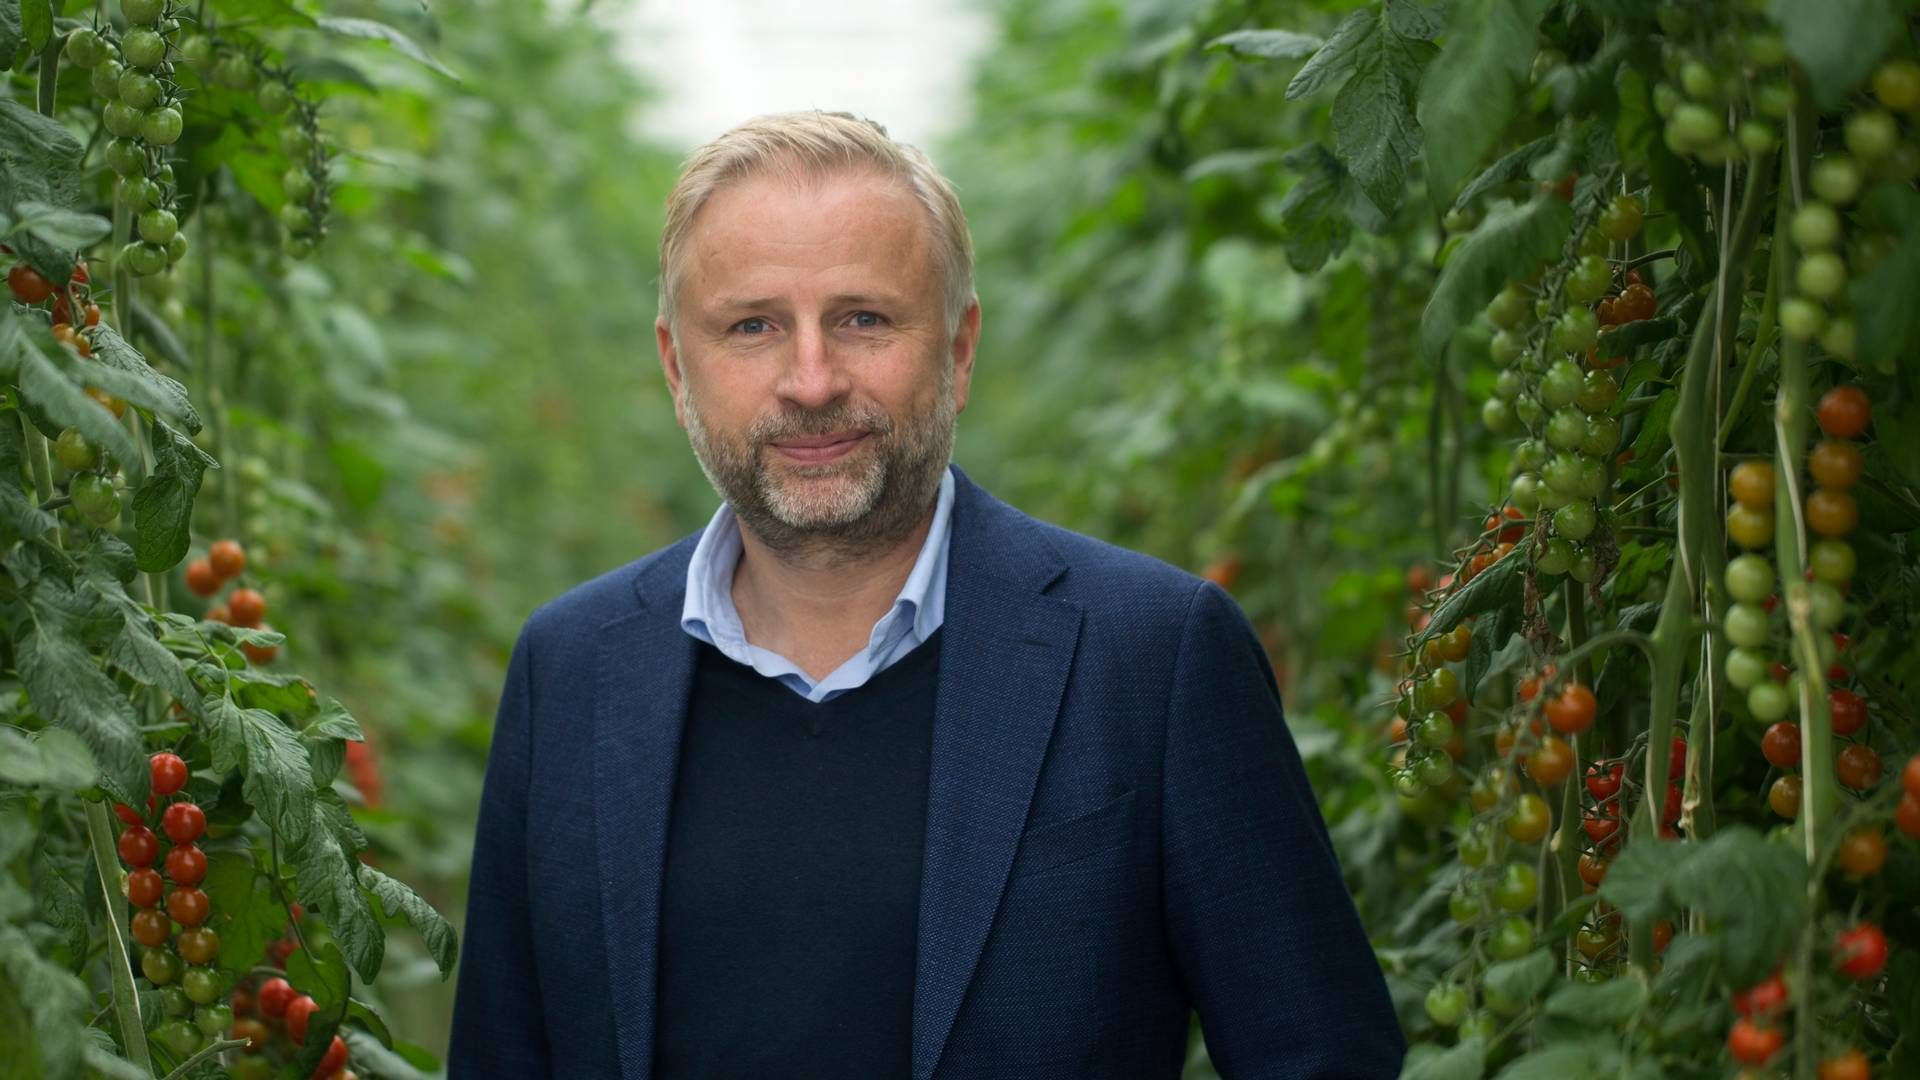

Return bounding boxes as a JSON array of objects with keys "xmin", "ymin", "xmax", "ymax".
[{"xmin": 771, "ymin": 431, "xmax": 867, "ymax": 463}]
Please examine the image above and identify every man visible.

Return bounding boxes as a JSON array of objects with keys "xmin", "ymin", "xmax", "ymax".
[{"xmin": 449, "ymin": 111, "xmax": 1405, "ymax": 1079}]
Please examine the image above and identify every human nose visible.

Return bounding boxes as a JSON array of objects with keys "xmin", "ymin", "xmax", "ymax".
[{"xmin": 775, "ymin": 320, "xmax": 852, "ymax": 411}]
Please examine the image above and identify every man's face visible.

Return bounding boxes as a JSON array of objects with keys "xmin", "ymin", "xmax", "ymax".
[{"xmin": 658, "ymin": 168, "xmax": 979, "ymax": 560}]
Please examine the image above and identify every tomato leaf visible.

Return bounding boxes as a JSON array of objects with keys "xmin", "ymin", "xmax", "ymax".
[
  {"xmin": 0, "ymin": 99, "xmax": 84, "ymax": 283},
  {"xmin": 1330, "ymin": 15, "xmax": 1433, "ymax": 217},
  {"xmin": 361, "ymin": 865, "xmax": 459, "ymax": 977},
  {"xmin": 1769, "ymin": 0, "xmax": 1900, "ymax": 109},
  {"xmin": 12, "ymin": 572, "xmax": 146, "ymax": 800},
  {"xmin": 6, "ymin": 318, "xmax": 143, "ymax": 473},
  {"xmin": 1490, "ymin": 1040, "xmax": 1625, "ymax": 1079},
  {"xmin": 9, "ymin": 200, "xmax": 110, "ymax": 250},
  {"xmin": 1411, "ymin": 541, "xmax": 1527, "ymax": 656},
  {"xmin": 0, "ymin": 406, "xmax": 56, "ymax": 544},
  {"xmin": 1206, "ymin": 29, "xmax": 1322, "ymax": 60},
  {"xmin": 1285, "ymin": 11, "xmax": 1374, "ymax": 99},
  {"xmin": 17, "ymin": 0, "xmax": 49, "ymax": 52},
  {"xmin": 1420, "ymin": 195, "xmax": 1572, "ymax": 363},
  {"xmin": 291, "ymin": 794, "xmax": 382, "ymax": 983},
  {"xmin": 1850, "ymin": 185, "xmax": 1920, "ymax": 375},
  {"xmin": 1399, "ymin": 1037, "xmax": 1483, "ymax": 1080},
  {"xmin": 0, "ymin": 726, "xmax": 96, "ymax": 789},
  {"xmin": 202, "ymin": 852, "xmax": 283, "ymax": 974},
  {"xmin": 1416, "ymin": 0, "xmax": 1553, "ymax": 205},
  {"xmin": 1667, "ymin": 827, "xmax": 1807, "ymax": 985},
  {"xmin": 132, "ymin": 418, "xmax": 217, "ymax": 573},
  {"xmin": 1483, "ymin": 947, "xmax": 1557, "ymax": 1004},
  {"xmin": 313, "ymin": 16, "xmax": 459, "ymax": 81},
  {"xmin": 1543, "ymin": 977, "xmax": 1648, "ymax": 1025},
  {"xmin": 0, "ymin": 924, "xmax": 92, "ymax": 1078}
]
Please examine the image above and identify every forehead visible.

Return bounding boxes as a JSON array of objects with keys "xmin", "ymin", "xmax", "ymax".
[{"xmin": 681, "ymin": 168, "xmax": 936, "ymax": 302}]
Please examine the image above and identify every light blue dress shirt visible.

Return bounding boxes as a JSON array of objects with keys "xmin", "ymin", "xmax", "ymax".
[{"xmin": 679, "ymin": 464, "xmax": 955, "ymax": 704}]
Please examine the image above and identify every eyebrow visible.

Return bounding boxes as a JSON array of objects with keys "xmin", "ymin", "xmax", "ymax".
[{"xmin": 708, "ymin": 292, "xmax": 910, "ymax": 313}]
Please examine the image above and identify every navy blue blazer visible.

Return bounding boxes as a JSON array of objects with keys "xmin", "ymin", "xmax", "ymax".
[{"xmin": 448, "ymin": 463, "xmax": 1405, "ymax": 1078}]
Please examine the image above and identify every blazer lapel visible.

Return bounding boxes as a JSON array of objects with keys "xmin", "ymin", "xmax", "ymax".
[
  {"xmin": 911, "ymin": 465, "xmax": 1082, "ymax": 1080},
  {"xmin": 594, "ymin": 541, "xmax": 701, "ymax": 1079}
]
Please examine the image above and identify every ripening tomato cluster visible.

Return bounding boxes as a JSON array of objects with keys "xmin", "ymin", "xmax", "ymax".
[
  {"xmin": 112, "ymin": 752, "xmax": 232, "ymax": 1062},
  {"xmin": 227, "ymin": 964, "xmax": 355, "ymax": 1080},
  {"xmin": 1723, "ymin": 922, "xmax": 1891, "ymax": 1072},
  {"xmin": 186, "ymin": 539, "xmax": 280, "ymax": 665}
]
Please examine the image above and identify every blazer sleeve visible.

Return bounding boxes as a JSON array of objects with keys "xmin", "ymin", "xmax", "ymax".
[
  {"xmin": 448, "ymin": 624, "xmax": 553, "ymax": 1077},
  {"xmin": 1161, "ymin": 581, "xmax": 1405, "ymax": 1078}
]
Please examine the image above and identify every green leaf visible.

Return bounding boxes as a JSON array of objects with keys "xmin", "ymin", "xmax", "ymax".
[
  {"xmin": 0, "ymin": 725, "xmax": 96, "ymax": 788},
  {"xmin": 18, "ymin": 0, "xmax": 49, "ymax": 50},
  {"xmin": 0, "ymin": 409, "xmax": 55, "ymax": 544},
  {"xmin": 1667, "ymin": 827, "xmax": 1806, "ymax": 985},
  {"xmin": 1402, "ymin": 1036, "xmax": 1484, "ymax": 1080},
  {"xmin": 303, "ymin": 697, "xmax": 363, "ymax": 741},
  {"xmin": 313, "ymin": 16, "xmax": 459, "ymax": 80},
  {"xmin": 361, "ymin": 865, "xmax": 458, "ymax": 977},
  {"xmin": 1596, "ymin": 316, "xmax": 1682, "ymax": 358},
  {"xmin": 9, "ymin": 199, "xmax": 110, "ymax": 249},
  {"xmin": 128, "ymin": 300, "xmax": 192, "ymax": 373},
  {"xmin": 6, "ymin": 319, "xmax": 142, "ymax": 471},
  {"xmin": 17, "ymin": 609, "xmax": 145, "ymax": 799},
  {"xmin": 32, "ymin": 848, "xmax": 90, "ymax": 966},
  {"xmin": 0, "ymin": 99, "xmax": 84, "ymax": 282},
  {"xmin": 1182, "ymin": 148, "xmax": 1285, "ymax": 183},
  {"xmin": 291, "ymin": 797, "xmax": 382, "ymax": 982},
  {"xmin": 1276, "ymin": 144, "xmax": 1354, "ymax": 272},
  {"xmin": 1331, "ymin": 18, "xmax": 1433, "ymax": 217},
  {"xmin": 108, "ymin": 618, "xmax": 198, "ymax": 706},
  {"xmin": 1627, "ymin": 388, "xmax": 1677, "ymax": 464},
  {"xmin": 0, "ymin": 925, "xmax": 91, "ymax": 1078},
  {"xmin": 202, "ymin": 693, "xmax": 249, "ymax": 775},
  {"xmin": 1452, "ymin": 134, "xmax": 1556, "ymax": 211},
  {"xmin": 1769, "ymin": 0, "xmax": 1900, "ymax": 109},
  {"xmin": 1484, "ymin": 947, "xmax": 1558, "ymax": 1004},
  {"xmin": 1386, "ymin": 0, "xmax": 1445, "ymax": 40},
  {"xmin": 1416, "ymin": 0, "xmax": 1553, "ymax": 204},
  {"xmin": 202, "ymin": 852, "xmax": 283, "ymax": 974},
  {"xmin": 1412, "ymin": 539, "xmax": 1527, "ymax": 654},
  {"xmin": 0, "ymin": 2, "xmax": 19, "ymax": 59},
  {"xmin": 1286, "ymin": 10, "xmax": 1374, "ymax": 99},
  {"xmin": 88, "ymin": 326, "xmax": 198, "ymax": 432},
  {"xmin": 1207, "ymin": 28, "xmax": 1322, "ymax": 59},
  {"xmin": 1492, "ymin": 1040, "xmax": 1623, "ymax": 1080},
  {"xmin": 1596, "ymin": 838, "xmax": 1691, "ymax": 922},
  {"xmin": 341, "ymin": 1025, "xmax": 435, "ymax": 1080},
  {"xmin": 1543, "ymin": 977, "xmax": 1649, "ymax": 1025},
  {"xmin": 1851, "ymin": 185, "xmax": 1920, "ymax": 374},
  {"xmin": 240, "ymin": 703, "xmax": 315, "ymax": 846},
  {"xmin": 133, "ymin": 418, "xmax": 217, "ymax": 573},
  {"xmin": 1420, "ymin": 196, "xmax": 1572, "ymax": 362}
]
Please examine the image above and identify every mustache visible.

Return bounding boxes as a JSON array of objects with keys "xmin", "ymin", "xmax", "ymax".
[{"xmin": 753, "ymin": 411, "xmax": 892, "ymax": 443}]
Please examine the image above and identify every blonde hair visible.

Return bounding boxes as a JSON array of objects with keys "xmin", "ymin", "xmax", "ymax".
[{"xmin": 657, "ymin": 111, "xmax": 975, "ymax": 336}]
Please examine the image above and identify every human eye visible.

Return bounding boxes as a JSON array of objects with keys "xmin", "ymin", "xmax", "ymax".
[
  {"xmin": 732, "ymin": 317, "xmax": 771, "ymax": 335},
  {"xmin": 847, "ymin": 311, "xmax": 886, "ymax": 329}
]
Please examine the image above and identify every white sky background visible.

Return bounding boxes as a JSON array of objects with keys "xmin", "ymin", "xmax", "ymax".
[{"xmin": 612, "ymin": 0, "xmax": 997, "ymax": 154}]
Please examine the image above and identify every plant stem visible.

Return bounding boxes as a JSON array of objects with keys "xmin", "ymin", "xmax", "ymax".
[{"xmin": 83, "ymin": 801, "xmax": 153, "ymax": 1071}]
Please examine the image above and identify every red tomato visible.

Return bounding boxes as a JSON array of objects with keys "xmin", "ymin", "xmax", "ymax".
[{"xmin": 1835, "ymin": 923, "xmax": 1888, "ymax": 980}]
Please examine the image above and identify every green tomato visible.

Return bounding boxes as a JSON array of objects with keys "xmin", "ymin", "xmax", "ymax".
[
  {"xmin": 1535, "ymin": 537, "xmax": 1575, "ymax": 576},
  {"xmin": 1546, "ymin": 408, "xmax": 1588, "ymax": 451},
  {"xmin": 181, "ymin": 966, "xmax": 220, "ymax": 1005},
  {"xmin": 1811, "ymin": 156, "xmax": 1862, "ymax": 205},
  {"xmin": 1748, "ymin": 681, "xmax": 1791, "ymax": 723},
  {"xmin": 123, "ymin": 0, "xmax": 167, "ymax": 25},
  {"xmin": 121, "ymin": 28, "xmax": 167, "ymax": 69},
  {"xmin": 1551, "ymin": 308, "xmax": 1599, "ymax": 354},
  {"xmin": 1416, "ymin": 668, "xmax": 1461, "ymax": 712},
  {"xmin": 1667, "ymin": 103, "xmax": 1721, "ymax": 151},
  {"xmin": 1810, "ymin": 581, "xmax": 1845, "ymax": 630},
  {"xmin": 1679, "ymin": 59, "xmax": 1718, "ymax": 102},
  {"xmin": 155, "ymin": 1018, "xmax": 202, "ymax": 1060},
  {"xmin": 118, "ymin": 70, "xmax": 163, "ymax": 109},
  {"xmin": 160, "ymin": 986, "xmax": 191, "ymax": 1018},
  {"xmin": 280, "ymin": 204, "xmax": 314, "ymax": 235},
  {"xmin": 283, "ymin": 167, "xmax": 316, "ymax": 203},
  {"xmin": 1393, "ymin": 769, "xmax": 1425, "ymax": 798},
  {"xmin": 1513, "ymin": 393, "xmax": 1544, "ymax": 431},
  {"xmin": 140, "ymin": 106, "xmax": 184, "ymax": 146},
  {"xmin": 118, "ymin": 176, "xmax": 162, "ymax": 213},
  {"xmin": 1565, "ymin": 255, "xmax": 1611, "ymax": 304},
  {"xmin": 281, "ymin": 124, "xmax": 315, "ymax": 157},
  {"xmin": 1755, "ymin": 81, "xmax": 1796, "ymax": 118},
  {"xmin": 1737, "ymin": 120, "xmax": 1778, "ymax": 155},
  {"xmin": 106, "ymin": 137, "xmax": 146, "ymax": 177},
  {"xmin": 1597, "ymin": 195, "xmax": 1643, "ymax": 241},
  {"xmin": 1568, "ymin": 546, "xmax": 1597, "ymax": 583},
  {"xmin": 1459, "ymin": 1011, "xmax": 1500, "ymax": 1046},
  {"xmin": 1576, "ymin": 370, "xmax": 1619, "ymax": 413},
  {"xmin": 193, "ymin": 1003, "xmax": 232, "ymax": 1038},
  {"xmin": 1796, "ymin": 252, "xmax": 1847, "ymax": 301},
  {"xmin": 1552, "ymin": 499, "xmax": 1597, "ymax": 541},
  {"xmin": 91, "ymin": 58, "xmax": 127, "ymax": 98},
  {"xmin": 64, "ymin": 28, "xmax": 110, "ymax": 68},
  {"xmin": 1482, "ymin": 397, "xmax": 1517, "ymax": 435},
  {"xmin": 1449, "ymin": 887, "xmax": 1487, "ymax": 925},
  {"xmin": 1510, "ymin": 473, "xmax": 1543, "ymax": 514},
  {"xmin": 213, "ymin": 53, "xmax": 257, "ymax": 90},
  {"xmin": 1778, "ymin": 297, "xmax": 1825, "ymax": 342},
  {"xmin": 69, "ymin": 473, "xmax": 121, "ymax": 525},
  {"xmin": 1416, "ymin": 749, "xmax": 1455, "ymax": 788},
  {"xmin": 1725, "ymin": 603, "xmax": 1772, "ymax": 649},
  {"xmin": 1809, "ymin": 539, "xmax": 1856, "ymax": 583},
  {"xmin": 1580, "ymin": 415, "xmax": 1621, "ymax": 457},
  {"xmin": 178, "ymin": 34, "xmax": 214, "ymax": 66},
  {"xmin": 1426, "ymin": 984, "xmax": 1469, "ymax": 1028},
  {"xmin": 1416, "ymin": 711, "xmax": 1454, "ymax": 749},
  {"xmin": 123, "ymin": 241, "xmax": 168, "ymax": 277},
  {"xmin": 166, "ymin": 233, "xmax": 188, "ymax": 265},
  {"xmin": 138, "ymin": 208, "xmax": 178, "ymax": 245},
  {"xmin": 1490, "ymin": 329, "xmax": 1526, "ymax": 365},
  {"xmin": 54, "ymin": 429, "xmax": 101, "ymax": 471},
  {"xmin": 141, "ymin": 946, "xmax": 180, "ymax": 985},
  {"xmin": 1489, "ymin": 916, "xmax": 1535, "ymax": 961},
  {"xmin": 1821, "ymin": 316, "xmax": 1857, "ymax": 361},
  {"xmin": 1487, "ymin": 285, "xmax": 1530, "ymax": 330},
  {"xmin": 1844, "ymin": 110, "xmax": 1899, "ymax": 162},
  {"xmin": 1791, "ymin": 202, "xmax": 1842, "ymax": 250},
  {"xmin": 1725, "ymin": 647, "xmax": 1769, "ymax": 689},
  {"xmin": 1458, "ymin": 826, "xmax": 1493, "ymax": 868},
  {"xmin": 1539, "ymin": 358, "xmax": 1584, "ymax": 410},
  {"xmin": 1513, "ymin": 439, "xmax": 1548, "ymax": 472},
  {"xmin": 258, "ymin": 80, "xmax": 293, "ymax": 114},
  {"xmin": 1725, "ymin": 553, "xmax": 1775, "ymax": 603},
  {"xmin": 1493, "ymin": 863, "xmax": 1538, "ymax": 912}
]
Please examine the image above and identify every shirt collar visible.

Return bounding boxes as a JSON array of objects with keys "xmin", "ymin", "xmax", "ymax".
[{"xmin": 680, "ymin": 464, "xmax": 955, "ymax": 658}]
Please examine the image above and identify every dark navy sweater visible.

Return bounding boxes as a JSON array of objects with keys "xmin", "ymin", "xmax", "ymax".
[{"xmin": 652, "ymin": 626, "xmax": 944, "ymax": 1078}]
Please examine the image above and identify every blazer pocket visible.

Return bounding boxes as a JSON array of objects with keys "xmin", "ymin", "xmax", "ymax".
[{"xmin": 1012, "ymin": 788, "xmax": 1137, "ymax": 878}]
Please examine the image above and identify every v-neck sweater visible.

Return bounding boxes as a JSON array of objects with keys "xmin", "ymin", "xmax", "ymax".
[{"xmin": 651, "ymin": 624, "xmax": 944, "ymax": 1078}]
